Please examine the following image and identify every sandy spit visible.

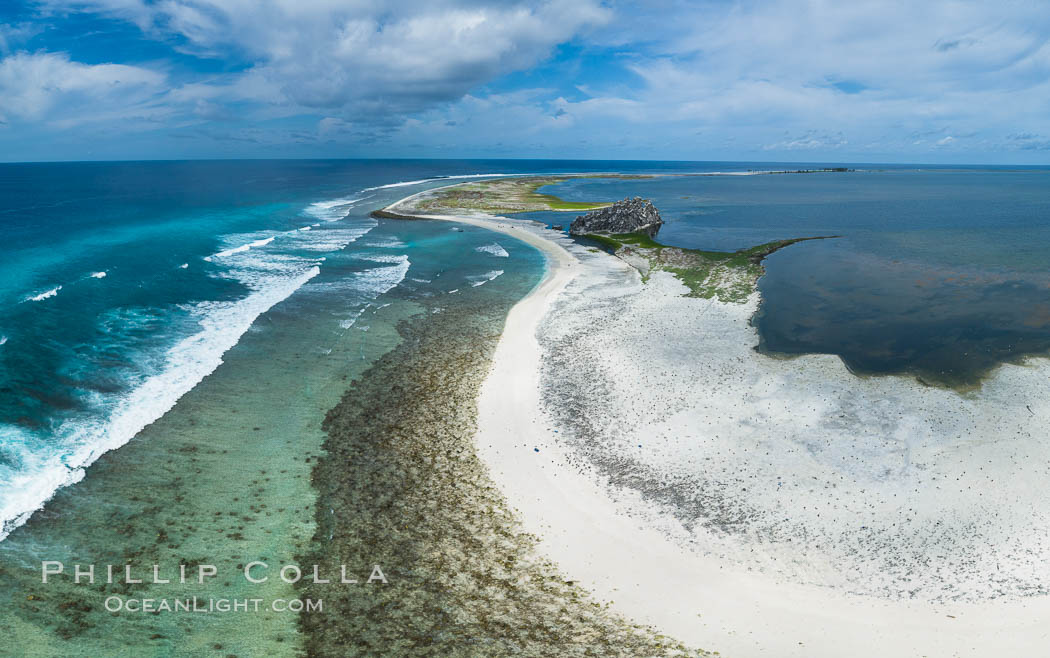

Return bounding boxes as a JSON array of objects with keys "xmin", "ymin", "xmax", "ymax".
[{"xmin": 393, "ymin": 205, "xmax": 1050, "ymax": 658}]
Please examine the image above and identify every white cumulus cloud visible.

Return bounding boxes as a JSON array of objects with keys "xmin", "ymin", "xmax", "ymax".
[
  {"xmin": 0, "ymin": 51, "xmax": 165, "ymax": 123},
  {"xmin": 44, "ymin": 0, "xmax": 610, "ymax": 117}
]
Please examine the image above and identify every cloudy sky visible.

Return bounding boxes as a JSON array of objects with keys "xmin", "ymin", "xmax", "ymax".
[{"xmin": 1, "ymin": 0, "xmax": 1049, "ymax": 163}]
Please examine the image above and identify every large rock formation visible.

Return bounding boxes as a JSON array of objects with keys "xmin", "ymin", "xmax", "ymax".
[{"xmin": 569, "ymin": 197, "xmax": 663, "ymax": 237}]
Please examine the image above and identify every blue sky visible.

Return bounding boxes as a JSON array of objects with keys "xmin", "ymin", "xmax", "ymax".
[{"xmin": 1, "ymin": 1, "xmax": 1049, "ymax": 163}]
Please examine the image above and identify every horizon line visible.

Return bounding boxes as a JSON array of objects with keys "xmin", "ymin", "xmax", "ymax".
[{"xmin": 2, "ymin": 156, "xmax": 1049, "ymax": 168}]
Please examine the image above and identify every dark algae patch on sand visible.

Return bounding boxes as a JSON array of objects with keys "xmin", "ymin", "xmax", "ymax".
[{"xmin": 296, "ymin": 285, "xmax": 711, "ymax": 656}]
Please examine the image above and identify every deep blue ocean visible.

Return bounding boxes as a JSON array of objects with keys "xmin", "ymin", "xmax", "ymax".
[
  {"xmin": 0, "ymin": 159, "xmax": 560, "ymax": 538},
  {"xmin": 1, "ymin": 159, "xmax": 1048, "ymax": 541}
]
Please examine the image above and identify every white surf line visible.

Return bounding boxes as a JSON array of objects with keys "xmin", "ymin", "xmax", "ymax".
[
  {"xmin": 359, "ymin": 173, "xmax": 535, "ymax": 192},
  {"xmin": 23, "ymin": 286, "xmax": 62, "ymax": 302},
  {"xmin": 468, "ymin": 270, "xmax": 504, "ymax": 287},
  {"xmin": 21, "ymin": 271, "xmax": 109, "ymax": 304},
  {"xmin": 0, "ymin": 265, "xmax": 323, "ymax": 542},
  {"xmin": 475, "ymin": 243, "xmax": 509, "ymax": 258},
  {"xmin": 374, "ymin": 170, "xmax": 860, "ymax": 217},
  {"xmin": 204, "ymin": 235, "xmax": 276, "ymax": 261}
]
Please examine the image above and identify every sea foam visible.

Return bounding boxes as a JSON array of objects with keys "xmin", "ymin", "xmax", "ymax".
[
  {"xmin": 476, "ymin": 243, "xmax": 509, "ymax": 258},
  {"xmin": 0, "ymin": 195, "xmax": 381, "ymax": 542},
  {"xmin": 360, "ymin": 179, "xmax": 439, "ymax": 191},
  {"xmin": 205, "ymin": 235, "xmax": 276, "ymax": 261},
  {"xmin": 24, "ymin": 286, "xmax": 62, "ymax": 302},
  {"xmin": 305, "ymin": 196, "xmax": 368, "ymax": 222},
  {"xmin": 309, "ymin": 255, "xmax": 410, "ymax": 331},
  {"xmin": 363, "ymin": 237, "xmax": 407, "ymax": 249},
  {"xmin": 469, "ymin": 270, "xmax": 505, "ymax": 287},
  {"xmin": 0, "ymin": 264, "xmax": 322, "ymax": 541},
  {"xmin": 359, "ymin": 173, "xmax": 519, "ymax": 192}
]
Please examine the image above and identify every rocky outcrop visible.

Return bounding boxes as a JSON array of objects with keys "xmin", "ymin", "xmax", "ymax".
[{"xmin": 569, "ymin": 197, "xmax": 663, "ymax": 237}]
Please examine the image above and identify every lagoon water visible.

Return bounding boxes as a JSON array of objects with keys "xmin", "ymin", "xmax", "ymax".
[
  {"xmin": 2, "ymin": 160, "xmax": 1050, "ymax": 546},
  {"xmin": 535, "ymin": 166, "xmax": 1050, "ymax": 387},
  {"xmin": 3, "ymin": 160, "xmax": 1050, "ymax": 546},
  {"xmin": 0, "ymin": 159, "xmax": 1048, "ymax": 651}
]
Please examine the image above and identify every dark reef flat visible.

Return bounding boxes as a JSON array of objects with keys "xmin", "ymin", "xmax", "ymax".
[{"xmin": 296, "ymin": 287, "xmax": 709, "ymax": 656}]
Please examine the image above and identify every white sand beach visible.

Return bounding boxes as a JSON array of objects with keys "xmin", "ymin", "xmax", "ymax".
[{"xmin": 392, "ymin": 201, "xmax": 1050, "ymax": 657}]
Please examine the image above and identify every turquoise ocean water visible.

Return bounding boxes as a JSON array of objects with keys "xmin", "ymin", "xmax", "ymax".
[
  {"xmin": 1, "ymin": 159, "xmax": 1049, "ymax": 546},
  {"xmin": 0, "ymin": 159, "xmax": 556, "ymax": 542}
]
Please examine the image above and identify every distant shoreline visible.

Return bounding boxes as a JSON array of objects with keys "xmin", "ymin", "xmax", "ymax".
[{"xmin": 376, "ymin": 180, "xmax": 1050, "ymax": 657}]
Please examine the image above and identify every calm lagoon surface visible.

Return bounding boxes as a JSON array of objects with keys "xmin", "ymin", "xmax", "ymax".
[
  {"xmin": 534, "ymin": 165, "xmax": 1050, "ymax": 387},
  {"xmin": 0, "ymin": 159, "xmax": 1048, "ymax": 650},
  {"xmin": 2, "ymin": 160, "xmax": 1049, "ymax": 539}
]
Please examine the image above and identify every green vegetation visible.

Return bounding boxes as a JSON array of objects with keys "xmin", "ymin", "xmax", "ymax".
[
  {"xmin": 383, "ymin": 174, "xmax": 834, "ymax": 305},
  {"xmin": 579, "ymin": 233, "xmax": 626, "ymax": 252},
  {"xmin": 599, "ymin": 231, "xmax": 665, "ymax": 249},
  {"xmin": 401, "ymin": 174, "xmax": 651, "ymax": 215},
  {"xmin": 533, "ymin": 189, "xmax": 610, "ymax": 210},
  {"xmin": 583, "ymin": 231, "xmax": 837, "ymax": 303}
]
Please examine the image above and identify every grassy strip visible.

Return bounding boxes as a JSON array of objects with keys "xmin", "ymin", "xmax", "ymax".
[
  {"xmin": 583, "ymin": 231, "xmax": 838, "ymax": 303},
  {"xmin": 404, "ymin": 175, "xmax": 651, "ymax": 215}
]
